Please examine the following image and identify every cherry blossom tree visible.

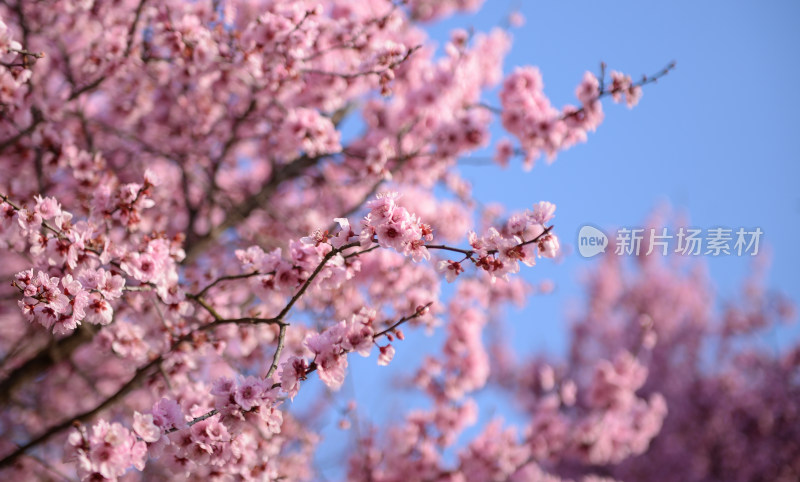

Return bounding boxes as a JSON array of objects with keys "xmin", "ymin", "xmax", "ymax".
[
  {"xmin": 489, "ymin": 232, "xmax": 798, "ymax": 482},
  {"xmin": 1, "ymin": 1, "xmax": 794, "ymax": 481}
]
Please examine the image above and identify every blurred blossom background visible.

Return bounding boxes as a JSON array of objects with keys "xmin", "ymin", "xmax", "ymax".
[{"xmin": 304, "ymin": 0, "xmax": 800, "ymax": 476}]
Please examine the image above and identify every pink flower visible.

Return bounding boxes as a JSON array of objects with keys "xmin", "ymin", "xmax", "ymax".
[
  {"xmin": 494, "ymin": 138, "xmax": 514, "ymax": 167},
  {"xmin": 33, "ymin": 195, "xmax": 62, "ymax": 222},
  {"xmin": 509, "ymin": 11, "xmax": 525, "ymax": 27},
  {"xmin": 235, "ymin": 245, "xmax": 266, "ymax": 271},
  {"xmin": 84, "ymin": 293, "xmax": 113, "ymax": 325},
  {"xmin": 86, "ymin": 421, "xmax": 140, "ymax": 479},
  {"xmin": 280, "ymin": 356, "xmax": 309, "ymax": 400},
  {"xmin": 235, "ymin": 376, "xmax": 267, "ymax": 411},
  {"xmin": 52, "ymin": 314, "xmax": 80, "ymax": 335},
  {"xmin": 538, "ymin": 233, "xmax": 560, "ymax": 259},
  {"xmin": 626, "ymin": 84, "xmax": 643, "ymax": 108},
  {"xmin": 152, "ymin": 398, "xmax": 185, "ymax": 431},
  {"xmin": 437, "ymin": 260, "xmax": 464, "ymax": 283},
  {"xmin": 576, "ymin": 72, "xmax": 600, "ymax": 105},
  {"xmin": 343, "ymin": 318, "xmax": 374, "ymax": 357},
  {"xmin": 531, "ymin": 201, "xmax": 556, "ymax": 224},
  {"xmin": 121, "ymin": 252, "xmax": 158, "ymax": 283},
  {"xmin": 16, "ymin": 208, "xmax": 42, "ymax": 232},
  {"xmin": 133, "ymin": 412, "xmax": 162, "ymax": 443},
  {"xmin": 331, "ymin": 218, "xmax": 358, "ymax": 249},
  {"xmin": 378, "ymin": 345, "xmax": 395, "ymax": 366},
  {"xmin": 99, "ymin": 270, "xmax": 126, "ymax": 300},
  {"xmin": 316, "ymin": 350, "xmax": 347, "ymax": 390},
  {"xmin": 366, "ymin": 192, "xmax": 401, "ymax": 225},
  {"xmin": 374, "ymin": 221, "xmax": 406, "ymax": 250}
]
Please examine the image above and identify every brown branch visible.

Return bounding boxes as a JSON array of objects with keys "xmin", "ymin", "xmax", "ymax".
[
  {"xmin": 182, "ymin": 153, "xmax": 328, "ymax": 263},
  {"xmin": 192, "ymin": 271, "xmax": 263, "ymax": 299},
  {"xmin": 344, "ymin": 245, "xmax": 380, "ymax": 260},
  {"xmin": 67, "ymin": 76, "xmax": 105, "ymax": 102},
  {"xmin": 124, "ymin": 0, "xmax": 148, "ymax": 58},
  {"xmin": 65, "ymin": 0, "xmax": 149, "ymax": 102},
  {"xmin": 425, "ymin": 225, "xmax": 555, "ymax": 262},
  {"xmin": 266, "ymin": 323, "xmax": 287, "ymax": 379},
  {"xmin": 474, "ymin": 61, "xmax": 676, "ymax": 122},
  {"xmin": 562, "ymin": 60, "xmax": 676, "ymax": 121},
  {"xmin": 301, "ymin": 45, "xmax": 421, "ymax": 79},
  {"xmin": 277, "ymin": 242, "xmax": 358, "ymax": 321},
  {"xmin": 373, "ymin": 302, "xmax": 432, "ymax": 339},
  {"xmin": 0, "ymin": 325, "xmax": 98, "ymax": 405}
]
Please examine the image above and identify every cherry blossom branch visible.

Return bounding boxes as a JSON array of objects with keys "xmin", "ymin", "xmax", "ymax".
[
  {"xmin": 424, "ymin": 225, "xmax": 554, "ymax": 262},
  {"xmin": 183, "ymin": 122, "xmax": 424, "ymax": 262},
  {"xmin": 124, "ymin": 0, "xmax": 148, "ymax": 58},
  {"xmin": 65, "ymin": 0, "xmax": 149, "ymax": 101},
  {"xmin": 373, "ymin": 302, "xmax": 432, "ymax": 339},
  {"xmin": 188, "ymin": 242, "xmax": 360, "ymax": 379},
  {"xmin": 0, "ymin": 238, "xmax": 365, "ymax": 464},
  {"xmin": 0, "ymin": 192, "xmax": 126, "ymax": 267},
  {"xmin": 268, "ymin": 302, "xmax": 431, "ymax": 395},
  {"xmin": 0, "ymin": 306, "xmax": 288, "ymax": 467},
  {"xmin": 297, "ymin": 4, "xmax": 401, "ymax": 62},
  {"xmin": 198, "ymin": 93, "xmax": 261, "ymax": 226},
  {"xmin": 562, "ymin": 60, "xmax": 676, "ymax": 121},
  {"xmin": 279, "ymin": 242, "xmax": 359, "ymax": 320},
  {"xmin": 0, "ymin": 202, "xmax": 546, "ymax": 467},
  {"xmin": 191, "ymin": 271, "xmax": 263, "ymax": 299},
  {"xmin": 301, "ymin": 45, "xmax": 421, "ymax": 79},
  {"xmin": 327, "ymin": 146, "xmax": 419, "ymax": 234},
  {"xmin": 475, "ymin": 61, "xmax": 676, "ymax": 120},
  {"xmin": 266, "ymin": 323, "xmax": 287, "ymax": 379}
]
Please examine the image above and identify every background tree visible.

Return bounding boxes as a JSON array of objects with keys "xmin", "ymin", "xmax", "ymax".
[{"xmin": 0, "ymin": 1, "xmax": 795, "ymax": 481}]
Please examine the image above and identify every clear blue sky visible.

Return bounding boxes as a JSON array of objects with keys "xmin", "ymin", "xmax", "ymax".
[{"xmin": 311, "ymin": 1, "xmax": 800, "ymax": 476}]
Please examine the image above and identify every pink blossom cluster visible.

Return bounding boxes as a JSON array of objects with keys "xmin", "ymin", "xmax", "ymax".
[
  {"xmin": 13, "ymin": 269, "xmax": 124, "ymax": 334},
  {"xmin": 609, "ymin": 71, "xmax": 643, "ymax": 108},
  {"xmin": 0, "ymin": 18, "xmax": 30, "ymax": 106},
  {"xmin": 523, "ymin": 352, "xmax": 667, "ymax": 466},
  {"xmin": 292, "ymin": 308, "xmax": 396, "ymax": 392},
  {"xmin": 348, "ymin": 273, "xmax": 661, "ymax": 481},
  {"xmin": 88, "ymin": 170, "xmax": 159, "ymax": 231},
  {"xmin": 65, "ymin": 420, "xmax": 147, "ymax": 481},
  {"xmin": 67, "ymin": 398, "xmax": 184, "ymax": 480},
  {"xmin": 406, "ymin": 0, "xmax": 485, "ymax": 21},
  {"xmin": 499, "ymin": 68, "xmax": 607, "ymax": 169},
  {"xmin": 362, "ymin": 192, "xmax": 434, "ymax": 261},
  {"xmin": 437, "ymin": 201, "xmax": 560, "ymax": 282},
  {"xmin": 235, "ymin": 235, "xmax": 350, "ymax": 298},
  {"xmin": 211, "ymin": 376, "xmax": 283, "ymax": 431},
  {"xmin": 416, "ymin": 298, "xmax": 490, "ymax": 401}
]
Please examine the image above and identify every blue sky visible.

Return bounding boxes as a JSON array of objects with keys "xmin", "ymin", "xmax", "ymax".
[{"xmin": 310, "ymin": 1, "xmax": 800, "ymax": 476}]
